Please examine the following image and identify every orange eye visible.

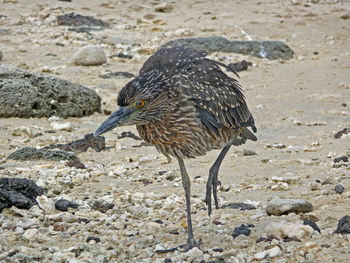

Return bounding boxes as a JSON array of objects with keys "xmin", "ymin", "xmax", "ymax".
[{"xmin": 136, "ymin": 99, "xmax": 145, "ymax": 109}]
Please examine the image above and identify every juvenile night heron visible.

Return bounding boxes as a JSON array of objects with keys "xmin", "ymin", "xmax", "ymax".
[{"xmin": 95, "ymin": 47, "xmax": 257, "ymax": 250}]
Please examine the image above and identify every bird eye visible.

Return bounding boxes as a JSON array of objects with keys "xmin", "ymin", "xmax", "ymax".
[{"xmin": 136, "ymin": 99, "xmax": 145, "ymax": 109}]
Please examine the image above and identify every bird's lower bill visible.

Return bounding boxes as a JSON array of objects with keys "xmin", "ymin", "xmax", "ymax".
[{"xmin": 94, "ymin": 107, "xmax": 136, "ymax": 136}]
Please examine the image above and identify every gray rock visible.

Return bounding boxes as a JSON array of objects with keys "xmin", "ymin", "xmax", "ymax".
[
  {"xmin": 243, "ymin": 149, "xmax": 257, "ymax": 156},
  {"xmin": 161, "ymin": 36, "xmax": 294, "ymax": 60},
  {"xmin": 334, "ymin": 184, "xmax": 345, "ymax": 194},
  {"xmin": 266, "ymin": 198, "xmax": 313, "ymax": 216},
  {"xmin": 7, "ymin": 147, "xmax": 79, "ymax": 161},
  {"xmin": 55, "ymin": 199, "xmax": 79, "ymax": 212},
  {"xmin": 0, "ymin": 64, "xmax": 101, "ymax": 118},
  {"xmin": 57, "ymin": 12, "xmax": 109, "ymax": 32},
  {"xmin": 334, "ymin": 215, "xmax": 350, "ymax": 234},
  {"xmin": 73, "ymin": 45, "xmax": 107, "ymax": 66}
]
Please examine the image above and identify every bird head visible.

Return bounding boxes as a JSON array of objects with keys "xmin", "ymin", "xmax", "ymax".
[{"xmin": 94, "ymin": 70, "xmax": 171, "ymax": 136}]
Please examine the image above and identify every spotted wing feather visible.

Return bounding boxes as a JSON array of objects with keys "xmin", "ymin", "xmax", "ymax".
[{"xmin": 139, "ymin": 47, "xmax": 256, "ymax": 139}]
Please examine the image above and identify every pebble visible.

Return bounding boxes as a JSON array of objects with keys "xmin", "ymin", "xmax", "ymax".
[
  {"xmin": 90, "ymin": 200, "xmax": 114, "ymax": 213},
  {"xmin": 36, "ymin": 195, "xmax": 55, "ymax": 214},
  {"xmin": 233, "ymin": 224, "xmax": 252, "ymax": 238},
  {"xmin": 334, "ymin": 184, "xmax": 345, "ymax": 194},
  {"xmin": 254, "ymin": 246, "xmax": 282, "ymax": 260},
  {"xmin": 50, "ymin": 122, "xmax": 73, "ymax": 132},
  {"xmin": 55, "ymin": 199, "xmax": 79, "ymax": 212},
  {"xmin": 73, "ymin": 45, "xmax": 107, "ymax": 66},
  {"xmin": 334, "ymin": 156, "xmax": 348, "ymax": 163},
  {"xmin": 265, "ymin": 198, "xmax": 313, "ymax": 216},
  {"xmin": 23, "ymin": 229, "xmax": 39, "ymax": 240},
  {"xmin": 334, "ymin": 215, "xmax": 350, "ymax": 234},
  {"xmin": 303, "ymin": 220, "xmax": 321, "ymax": 233},
  {"xmin": 154, "ymin": 3, "xmax": 173, "ymax": 13},
  {"xmin": 243, "ymin": 149, "xmax": 257, "ymax": 156},
  {"xmin": 265, "ymin": 222, "xmax": 314, "ymax": 239}
]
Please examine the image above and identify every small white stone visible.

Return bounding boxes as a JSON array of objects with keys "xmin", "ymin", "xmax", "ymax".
[
  {"xmin": 155, "ymin": 244, "xmax": 165, "ymax": 251},
  {"xmin": 50, "ymin": 121, "xmax": 73, "ymax": 131},
  {"xmin": 265, "ymin": 222, "xmax": 314, "ymax": 239},
  {"xmin": 23, "ymin": 228, "xmax": 38, "ymax": 240},
  {"xmin": 73, "ymin": 45, "xmax": 107, "ymax": 66},
  {"xmin": 36, "ymin": 195, "xmax": 55, "ymax": 214},
  {"xmin": 254, "ymin": 246, "xmax": 281, "ymax": 260}
]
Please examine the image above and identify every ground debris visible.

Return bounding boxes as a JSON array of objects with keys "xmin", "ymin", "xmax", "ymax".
[{"xmin": 44, "ymin": 133, "xmax": 105, "ymax": 152}]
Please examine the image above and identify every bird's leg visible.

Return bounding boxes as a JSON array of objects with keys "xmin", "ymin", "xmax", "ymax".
[
  {"xmin": 177, "ymin": 158, "xmax": 200, "ymax": 251},
  {"xmin": 205, "ymin": 144, "xmax": 231, "ymax": 215}
]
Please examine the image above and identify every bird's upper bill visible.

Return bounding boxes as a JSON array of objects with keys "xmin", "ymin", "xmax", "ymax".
[{"xmin": 94, "ymin": 107, "xmax": 135, "ymax": 136}]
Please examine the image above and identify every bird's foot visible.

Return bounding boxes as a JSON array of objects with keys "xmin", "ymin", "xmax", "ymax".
[
  {"xmin": 205, "ymin": 187, "xmax": 213, "ymax": 216},
  {"xmin": 205, "ymin": 179, "xmax": 221, "ymax": 216},
  {"xmin": 155, "ymin": 239, "xmax": 201, "ymax": 254}
]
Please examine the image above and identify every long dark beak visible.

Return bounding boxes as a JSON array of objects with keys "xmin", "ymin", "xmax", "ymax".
[{"xmin": 94, "ymin": 107, "xmax": 135, "ymax": 136}]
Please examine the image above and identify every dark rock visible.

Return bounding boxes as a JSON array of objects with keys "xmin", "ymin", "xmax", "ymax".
[
  {"xmin": 228, "ymin": 60, "xmax": 252, "ymax": 72},
  {"xmin": 340, "ymin": 13, "xmax": 350, "ymax": 20},
  {"xmin": 7, "ymin": 147, "xmax": 78, "ymax": 161},
  {"xmin": 334, "ymin": 156, "xmax": 348, "ymax": 163},
  {"xmin": 66, "ymin": 159, "xmax": 86, "ymax": 169},
  {"xmin": 265, "ymin": 198, "xmax": 313, "ymax": 216},
  {"xmin": 232, "ymin": 224, "xmax": 251, "ymax": 239},
  {"xmin": 0, "ymin": 178, "xmax": 44, "ymax": 212},
  {"xmin": 212, "ymin": 248, "xmax": 223, "ymax": 253},
  {"xmin": 104, "ymin": 109, "xmax": 112, "ymax": 115},
  {"xmin": 256, "ymin": 234, "xmax": 279, "ymax": 243},
  {"xmin": 98, "ymin": 71, "xmax": 135, "ymax": 79},
  {"xmin": 117, "ymin": 131, "xmax": 141, "ymax": 140},
  {"xmin": 334, "ymin": 215, "xmax": 350, "ymax": 234},
  {"xmin": 90, "ymin": 200, "xmax": 114, "ymax": 213},
  {"xmin": 56, "ymin": 42, "xmax": 65, "ymax": 47},
  {"xmin": 334, "ymin": 184, "xmax": 345, "ymax": 194},
  {"xmin": 303, "ymin": 220, "xmax": 321, "ymax": 233},
  {"xmin": 78, "ymin": 217, "xmax": 90, "ymax": 224},
  {"xmin": 44, "ymin": 133, "xmax": 105, "ymax": 152},
  {"xmin": 58, "ymin": 0, "xmax": 72, "ymax": 2},
  {"xmin": 334, "ymin": 128, "xmax": 350, "ymax": 139},
  {"xmin": 213, "ymin": 220, "xmax": 223, "ymax": 225},
  {"xmin": 0, "ymin": 50, "xmax": 2, "ymax": 61},
  {"xmin": 161, "ymin": 36, "xmax": 294, "ymax": 60},
  {"xmin": 110, "ymin": 53, "xmax": 133, "ymax": 59},
  {"xmin": 154, "ymin": 219, "xmax": 163, "ymax": 224},
  {"xmin": 221, "ymin": 202, "xmax": 256, "ymax": 211},
  {"xmin": 86, "ymin": 236, "xmax": 101, "ymax": 243},
  {"xmin": 0, "ymin": 65, "xmax": 101, "ymax": 118},
  {"xmin": 57, "ymin": 12, "xmax": 108, "ymax": 32},
  {"xmin": 283, "ymin": 237, "xmax": 301, "ymax": 242},
  {"xmin": 55, "ymin": 199, "xmax": 79, "ymax": 211}
]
